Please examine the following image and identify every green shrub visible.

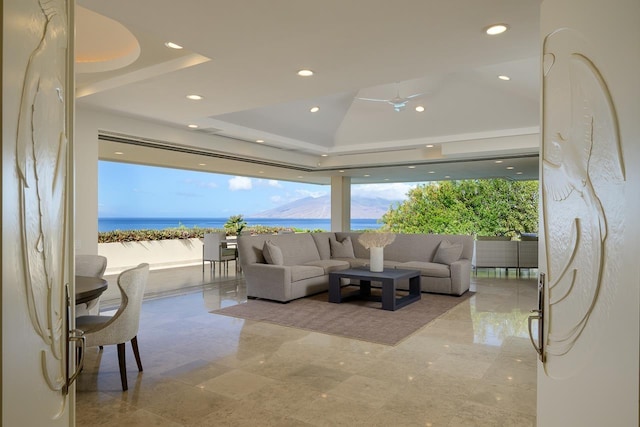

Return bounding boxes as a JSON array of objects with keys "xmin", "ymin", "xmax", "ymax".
[{"xmin": 98, "ymin": 225, "xmax": 316, "ymax": 243}]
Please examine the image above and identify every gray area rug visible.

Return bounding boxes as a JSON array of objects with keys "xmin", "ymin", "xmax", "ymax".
[{"xmin": 211, "ymin": 288, "xmax": 474, "ymax": 346}]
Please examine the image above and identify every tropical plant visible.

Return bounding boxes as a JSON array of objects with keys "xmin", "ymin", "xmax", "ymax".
[{"xmin": 224, "ymin": 214, "xmax": 248, "ymax": 236}]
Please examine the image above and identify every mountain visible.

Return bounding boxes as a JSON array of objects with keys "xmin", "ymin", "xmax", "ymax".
[{"xmin": 252, "ymin": 195, "xmax": 398, "ymax": 219}]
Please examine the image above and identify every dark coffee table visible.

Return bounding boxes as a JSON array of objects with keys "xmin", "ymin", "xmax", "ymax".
[{"xmin": 328, "ymin": 268, "xmax": 421, "ymax": 311}]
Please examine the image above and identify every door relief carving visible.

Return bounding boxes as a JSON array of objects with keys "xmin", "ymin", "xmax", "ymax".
[
  {"xmin": 542, "ymin": 28, "xmax": 625, "ymax": 378},
  {"xmin": 16, "ymin": 0, "xmax": 69, "ymax": 417}
]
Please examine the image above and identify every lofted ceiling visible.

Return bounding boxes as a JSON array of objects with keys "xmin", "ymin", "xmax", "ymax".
[{"xmin": 77, "ymin": 0, "xmax": 542, "ymax": 184}]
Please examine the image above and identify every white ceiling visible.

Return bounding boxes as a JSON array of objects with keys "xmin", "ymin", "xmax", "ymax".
[{"xmin": 77, "ymin": 0, "xmax": 542, "ymax": 184}]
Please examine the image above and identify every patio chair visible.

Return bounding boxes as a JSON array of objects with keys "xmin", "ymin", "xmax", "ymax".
[
  {"xmin": 203, "ymin": 232, "xmax": 237, "ymax": 274},
  {"xmin": 75, "ymin": 254, "xmax": 108, "ymax": 316},
  {"xmin": 76, "ymin": 263, "xmax": 149, "ymax": 391}
]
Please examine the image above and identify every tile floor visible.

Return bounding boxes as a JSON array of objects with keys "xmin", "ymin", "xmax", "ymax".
[{"xmin": 76, "ymin": 266, "xmax": 539, "ymax": 426}]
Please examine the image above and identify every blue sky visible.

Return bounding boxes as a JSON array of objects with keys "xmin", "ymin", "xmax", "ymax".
[{"xmin": 98, "ymin": 161, "xmax": 422, "ymax": 218}]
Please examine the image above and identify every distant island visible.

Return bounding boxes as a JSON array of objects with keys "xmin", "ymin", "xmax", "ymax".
[{"xmin": 252, "ymin": 195, "xmax": 399, "ymax": 219}]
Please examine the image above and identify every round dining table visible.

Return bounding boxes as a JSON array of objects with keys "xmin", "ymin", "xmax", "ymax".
[{"xmin": 75, "ymin": 276, "xmax": 108, "ymax": 304}]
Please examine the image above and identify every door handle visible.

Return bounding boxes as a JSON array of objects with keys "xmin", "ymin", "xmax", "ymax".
[
  {"xmin": 64, "ymin": 329, "xmax": 85, "ymax": 394},
  {"xmin": 528, "ymin": 309, "xmax": 544, "ymax": 362},
  {"xmin": 528, "ymin": 273, "xmax": 546, "ymax": 363},
  {"xmin": 62, "ymin": 283, "xmax": 86, "ymax": 395}
]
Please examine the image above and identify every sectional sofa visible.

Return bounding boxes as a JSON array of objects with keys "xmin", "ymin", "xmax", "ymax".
[{"xmin": 237, "ymin": 232, "xmax": 474, "ymax": 302}]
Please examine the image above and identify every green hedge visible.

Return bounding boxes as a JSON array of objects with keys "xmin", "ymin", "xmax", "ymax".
[{"xmin": 97, "ymin": 225, "xmax": 327, "ymax": 243}]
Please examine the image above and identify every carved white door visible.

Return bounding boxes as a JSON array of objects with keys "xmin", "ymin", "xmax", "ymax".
[
  {"xmin": 535, "ymin": 0, "xmax": 640, "ymax": 425},
  {"xmin": 2, "ymin": 0, "xmax": 76, "ymax": 425}
]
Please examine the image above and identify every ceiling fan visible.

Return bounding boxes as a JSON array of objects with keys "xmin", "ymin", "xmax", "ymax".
[{"xmin": 357, "ymin": 86, "xmax": 423, "ymax": 112}]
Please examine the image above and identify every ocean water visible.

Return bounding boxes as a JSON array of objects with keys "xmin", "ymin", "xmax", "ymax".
[{"xmin": 98, "ymin": 217, "xmax": 383, "ymax": 233}]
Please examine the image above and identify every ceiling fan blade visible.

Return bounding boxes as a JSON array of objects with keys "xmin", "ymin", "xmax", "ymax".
[
  {"xmin": 357, "ymin": 97, "xmax": 391, "ymax": 103},
  {"xmin": 405, "ymin": 93, "xmax": 424, "ymax": 99}
]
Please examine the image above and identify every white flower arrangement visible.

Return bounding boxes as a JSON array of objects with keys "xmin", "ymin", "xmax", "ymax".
[{"xmin": 358, "ymin": 231, "xmax": 396, "ymax": 249}]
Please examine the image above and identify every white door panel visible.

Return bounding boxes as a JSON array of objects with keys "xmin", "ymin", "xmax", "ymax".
[
  {"xmin": 2, "ymin": 0, "xmax": 75, "ymax": 425},
  {"xmin": 537, "ymin": 0, "xmax": 640, "ymax": 425}
]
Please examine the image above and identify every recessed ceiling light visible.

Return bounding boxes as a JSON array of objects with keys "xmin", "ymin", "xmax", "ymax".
[
  {"xmin": 164, "ymin": 42, "xmax": 183, "ymax": 49},
  {"xmin": 188, "ymin": 124, "xmax": 199, "ymax": 128},
  {"xmin": 415, "ymin": 105, "xmax": 425, "ymax": 112},
  {"xmin": 428, "ymin": 171, "xmax": 435, "ymax": 174},
  {"xmin": 384, "ymin": 178, "xmax": 390, "ymax": 181},
  {"xmin": 408, "ymin": 166, "xmax": 416, "ymax": 169},
  {"xmin": 516, "ymin": 171, "xmax": 523, "ymax": 175},
  {"xmin": 498, "ymin": 75, "xmax": 511, "ymax": 81},
  {"xmin": 506, "ymin": 166, "xmax": 515, "ymax": 170},
  {"xmin": 259, "ymin": 171, "xmax": 264, "ymax": 174},
  {"xmin": 485, "ymin": 24, "xmax": 509, "ymax": 35},
  {"xmin": 445, "ymin": 175, "xmax": 451, "ymax": 179},
  {"xmin": 256, "ymin": 139, "xmax": 264, "ymax": 143},
  {"xmin": 321, "ymin": 154, "xmax": 328, "ymax": 157},
  {"xmin": 310, "ymin": 106, "xmax": 320, "ymax": 113},
  {"xmin": 198, "ymin": 163, "xmax": 206, "ymax": 166},
  {"xmin": 495, "ymin": 160, "xmax": 504, "ymax": 164},
  {"xmin": 297, "ymin": 69, "xmax": 314, "ymax": 77},
  {"xmin": 426, "ymin": 144, "xmax": 434, "ymax": 148},
  {"xmin": 297, "ymin": 175, "xmax": 303, "ymax": 178},
  {"xmin": 114, "ymin": 151, "xmax": 124, "ymax": 155},
  {"xmin": 186, "ymin": 94, "xmax": 203, "ymax": 100},
  {"xmin": 339, "ymin": 170, "xmax": 345, "ymax": 173},
  {"xmin": 364, "ymin": 174, "xmax": 370, "ymax": 177}
]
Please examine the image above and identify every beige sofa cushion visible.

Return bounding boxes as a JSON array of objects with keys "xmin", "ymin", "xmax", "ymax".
[
  {"xmin": 263, "ymin": 240, "xmax": 284, "ymax": 265},
  {"xmin": 334, "ymin": 257, "xmax": 368, "ymax": 269},
  {"xmin": 330, "ymin": 236, "xmax": 355, "ymax": 258},
  {"xmin": 304, "ymin": 259, "xmax": 350, "ymax": 274},
  {"xmin": 290, "ymin": 265, "xmax": 325, "ymax": 282},
  {"xmin": 433, "ymin": 240, "xmax": 463, "ymax": 265},
  {"xmin": 397, "ymin": 261, "xmax": 451, "ymax": 278}
]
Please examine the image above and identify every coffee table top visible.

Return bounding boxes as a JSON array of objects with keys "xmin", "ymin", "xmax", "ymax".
[{"xmin": 329, "ymin": 267, "xmax": 420, "ymax": 280}]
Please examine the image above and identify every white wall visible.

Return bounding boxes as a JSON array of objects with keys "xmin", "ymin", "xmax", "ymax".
[{"xmin": 98, "ymin": 238, "xmax": 204, "ymax": 275}]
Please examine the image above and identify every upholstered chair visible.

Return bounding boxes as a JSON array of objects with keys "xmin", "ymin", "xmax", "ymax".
[
  {"xmin": 76, "ymin": 263, "xmax": 149, "ymax": 391},
  {"xmin": 75, "ymin": 254, "xmax": 108, "ymax": 316}
]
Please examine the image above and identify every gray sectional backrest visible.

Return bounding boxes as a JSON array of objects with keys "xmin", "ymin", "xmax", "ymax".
[
  {"xmin": 237, "ymin": 233, "xmax": 322, "ymax": 266},
  {"xmin": 335, "ymin": 232, "xmax": 473, "ymax": 263},
  {"xmin": 310, "ymin": 232, "xmax": 334, "ymax": 260}
]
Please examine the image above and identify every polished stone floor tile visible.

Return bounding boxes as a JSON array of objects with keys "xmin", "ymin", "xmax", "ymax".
[
  {"xmin": 190, "ymin": 398, "xmax": 314, "ymax": 427},
  {"xmin": 448, "ymin": 401, "xmax": 536, "ymax": 426},
  {"xmin": 327, "ymin": 374, "xmax": 399, "ymax": 409},
  {"xmin": 99, "ymin": 409, "xmax": 183, "ymax": 427},
  {"xmin": 142, "ymin": 387, "xmax": 233, "ymax": 425},
  {"xmin": 468, "ymin": 382, "xmax": 537, "ymax": 416},
  {"xmin": 77, "ymin": 265, "xmax": 538, "ymax": 426},
  {"xmin": 288, "ymin": 393, "xmax": 384, "ymax": 427},
  {"xmin": 198, "ymin": 369, "xmax": 276, "ymax": 399},
  {"xmin": 286, "ymin": 364, "xmax": 353, "ymax": 391}
]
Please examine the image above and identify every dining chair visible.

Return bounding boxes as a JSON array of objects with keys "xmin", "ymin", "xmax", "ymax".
[
  {"xmin": 76, "ymin": 263, "xmax": 149, "ymax": 391},
  {"xmin": 75, "ymin": 254, "xmax": 108, "ymax": 316},
  {"xmin": 202, "ymin": 232, "xmax": 237, "ymax": 274}
]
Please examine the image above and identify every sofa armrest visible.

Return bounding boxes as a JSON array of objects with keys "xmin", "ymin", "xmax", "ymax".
[
  {"xmin": 242, "ymin": 263, "xmax": 293, "ymax": 301},
  {"xmin": 449, "ymin": 259, "xmax": 471, "ymax": 296}
]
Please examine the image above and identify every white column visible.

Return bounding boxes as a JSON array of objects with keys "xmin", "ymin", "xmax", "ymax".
[
  {"xmin": 330, "ymin": 176, "xmax": 351, "ymax": 232},
  {"xmin": 75, "ymin": 108, "xmax": 100, "ymax": 255}
]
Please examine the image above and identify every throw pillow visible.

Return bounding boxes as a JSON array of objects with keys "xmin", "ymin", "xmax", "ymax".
[
  {"xmin": 263, "ymin": 240, "xmax": 284, "ymax": 265},
  {"xmin": 330, "ymin": 236, "xmax": 355, "ymax": 258},
  {"xmin": 433, "ymin": 240, "xmax": 463, "ymax": 265}
]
